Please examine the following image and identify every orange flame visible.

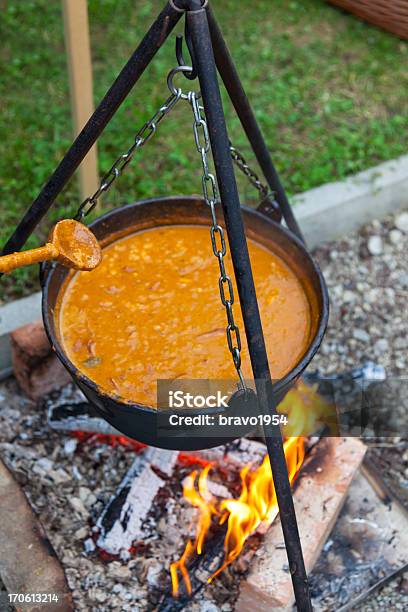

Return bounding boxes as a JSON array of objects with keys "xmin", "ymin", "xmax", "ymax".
[
  {"xmin": 170, "ymin": 465, "xmax": 219, "ymax": 597},
  {"xmin": 280, "ymin": 381, "xmax": 338, "ymax": 438},
  {"xmin": 170, "ymin": 437, "xmax": 304, "ymax": 596}
]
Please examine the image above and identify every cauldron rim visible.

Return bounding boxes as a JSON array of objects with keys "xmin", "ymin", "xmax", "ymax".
[{"xmin": 41, "ymin": 195, "xmax": 329, "ymax": 447}]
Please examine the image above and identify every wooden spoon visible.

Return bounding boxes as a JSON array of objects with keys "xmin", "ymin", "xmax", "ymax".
[{"xmin": 0, "ymin": 219, "xmax": 102, "ymax": 273}]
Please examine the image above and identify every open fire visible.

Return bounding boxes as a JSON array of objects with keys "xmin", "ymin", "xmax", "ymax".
[
  {"xmin": 170, "ymin": 381, "xmax": 334, "ymax": 597},
  {"xmin": 171, "ymin": 436, "xmax": 305, "ymax": 596}
]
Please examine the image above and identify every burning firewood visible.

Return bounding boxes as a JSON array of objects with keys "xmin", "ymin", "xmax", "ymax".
[
  {"xmin": 45, "ymin": 383, "xmax": 120, "ymax": 435},
  {"xmin": 95, "ymin": 447, "xmax": 178, "ymax": 558}
]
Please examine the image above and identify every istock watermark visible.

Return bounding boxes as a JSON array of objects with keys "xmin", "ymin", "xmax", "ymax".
[
  {"xmin": 168, "ymin": 390, "xmax": 229, "ymax": 409},
  {"xmin": 155, "ymin": 379, "xmax": 296, "ymax": 441},
  {"xmin": 156, "ymin": 378, "xmax": 261, "ymax": 440}
]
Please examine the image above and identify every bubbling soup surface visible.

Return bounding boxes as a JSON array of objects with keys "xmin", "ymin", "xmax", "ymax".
[{"xmin": 57, "ymin": 225, "xmax": 312, "ymax": 406}]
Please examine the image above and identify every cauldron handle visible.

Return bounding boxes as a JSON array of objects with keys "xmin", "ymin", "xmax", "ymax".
[{"xmin": 256, "ymin": 194, "xmax": 283, "ymax": 224}]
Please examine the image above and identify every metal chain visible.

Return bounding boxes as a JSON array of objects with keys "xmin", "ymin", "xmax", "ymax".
[
  {"xmin": 188, "ymin": 91, "xmax": 246, "ymax": 390},
  {"xmin": 73, "ymin": 90, "xmax": 182, "ymax": 221},
  {"xmin": 71, "ymin": 63, "xmax": 252, "ymax": 392},
  {"xmin": 229, "ymin": 143, "xmax": 269, "ymax": 198}
]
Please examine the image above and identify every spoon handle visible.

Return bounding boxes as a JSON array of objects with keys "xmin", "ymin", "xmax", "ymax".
[{"xmin": 0, "ymin": 243, "xmax": 58, "ymax": 273}]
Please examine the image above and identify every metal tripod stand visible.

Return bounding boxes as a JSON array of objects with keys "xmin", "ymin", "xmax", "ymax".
[{"xmin": 1, "ymin": 2, "xmax": 313, "ymax": 609}]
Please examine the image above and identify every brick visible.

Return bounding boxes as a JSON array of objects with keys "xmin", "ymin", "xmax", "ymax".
[
  {"xmin": 236, "ymin": 437, "xmax": 367, "ymax": 611},
  {"xmin": 10, "ymin": 319, "xmax": 70, "ymax": 400}
]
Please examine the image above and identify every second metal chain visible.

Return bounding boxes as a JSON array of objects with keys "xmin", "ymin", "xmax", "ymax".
[
  {"xmin": 229, "ymin": 142, "xmax": 269, "ymax": 199},
  {"xmin": 188, "ymin": 91, "xmax": 246, "ymax": 390},
  {"xmin": 73, "ymin": 90, "xmax": 182, "ymax": 221}
]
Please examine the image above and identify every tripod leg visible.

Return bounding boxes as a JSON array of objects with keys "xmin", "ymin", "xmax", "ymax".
[
  {"xmin": 1, "ymin": 1, "xmax": 182, "ymax": 258},
  {"xmin": 206, "ymin": 6, "xmax": 305, "ymax": 243},
  {"xmin": 187, "ymin": 6, "xmax": 312, "ymax": 611}
]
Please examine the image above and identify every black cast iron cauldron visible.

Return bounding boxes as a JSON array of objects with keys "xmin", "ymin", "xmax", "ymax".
[{"xmin": 42, "ymin": 196, "xmax": 329, "ymax": 451}]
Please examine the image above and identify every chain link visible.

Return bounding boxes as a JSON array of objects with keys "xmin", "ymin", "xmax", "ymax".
[
  {"xmin": 188, "ymin": 91, "xmax": 246, "ymax": 390},
  {"xmin": 73, "ymin": 91, "xmax": 182, "ymax": 220},
  {"xmin": 229, "ymin": 143, "xmax": 269, "ymax": 198}
]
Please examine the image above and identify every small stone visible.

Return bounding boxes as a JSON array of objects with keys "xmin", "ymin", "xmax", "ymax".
[
  {"xmin": 69, "ymin": 497, "xmax": 88, "ymax": 518},
  {"xmin": 394, "ymin": 337, "xmax": 406, "ymax": 350},
  {"xmin": 321, "ymin": 343, "xmax": 331, "ymax": 355},
  {"xmin": 367, "ymin": 235, "xmax": 383, "ymax": 256},
  {"xmin": 201, "ymin": 603, "xmax": 221, "ymax": 612},
  {"xmin": 108, "ymin": 563, "xmax": 131, "ymax": 582},
  {"xmin": 64, "ymin": 438, "xmax": 78, "ymax": 455},
  {"xmin": 61, "ymin": 554, "xmax": 76, "ymax": 567},
  {"xmin": 367, "ymin": 288, "xmax": 381, "ymax": 303},
  {"xmin": 33, "ymin": 458, "xmax": 53, "ymax": 473},
  {"xmin": 84, "ymin": 538, "xmax": 96, "ymax": 553},
  {"xmin": 94, "ymin": 591, "xmax": 107, "ymax": 603},
  {"xmin": 146, "ymin": 560, "xmax": 162, "ymax": 587},
  {"xmin": 122, "ymin": 592, "xmax": 134, "ymax": 601},
  {"xmin": 78, "ymin": 486, "xmax": 97, "ymax": 507},
  {"xmin": 74, "ymin": 527, "xmax": 88, "ymax": 540},
  {"xmin": 374, "ymin": 338, "xmax": 389, "ymax": 353},
  {"xmin": 72, "ymin": 465, "xmax": 82, "ymax": 481},
  {"xmin": 397, "ymin": 272, "xmax": 408, "ymax": 289},
  {"xmin": 353, "ymin": 328, "xmax": 370, "ymax": 343},
  {"xmin": 385, "ymin": 287, "xmax": 395, "ymax": 301},
  {"xmin": 389, "ymin": 229, "xmax": 403, "ymax": 245},
  {"xmin": 395, "ymin": 212, "xmax": 408, "ymax": 233},
  {"xmin": 343, "ymin": 290, "xmax": 356, "ymax": 303},
  {"xmin": 49, "ymin": 468, "xmax": 70, "ymax": 484},
  {"xmin": 78, "ymin": 487, "xmax": 89, "ymax": 503}
]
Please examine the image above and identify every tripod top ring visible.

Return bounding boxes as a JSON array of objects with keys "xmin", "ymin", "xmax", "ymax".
[{"xmin": 169, "ymin": 0, "xmax": 208, "ymax": 13}]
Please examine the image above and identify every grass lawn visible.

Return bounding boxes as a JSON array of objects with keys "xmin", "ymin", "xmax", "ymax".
[{"xmin": 0, "ymin": 0, "xmax": 407, "ymax": 300}]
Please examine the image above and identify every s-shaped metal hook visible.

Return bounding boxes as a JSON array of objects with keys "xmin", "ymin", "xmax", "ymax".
[{"xmin": 175, "ymin": 19, "xmax": 197, "ymax": 80}]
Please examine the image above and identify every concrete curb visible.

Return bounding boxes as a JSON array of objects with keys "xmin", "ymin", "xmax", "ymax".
[
  {"xmin": 1, "ymin": 154, "xmax": 408, "ymax": 378},
  {"xmin": 294, "ymin": 154, "xmax": 408, "ymax": 248}
]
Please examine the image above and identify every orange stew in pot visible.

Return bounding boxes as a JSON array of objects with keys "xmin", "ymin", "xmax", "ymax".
[{"xmin": 57, "ymin": 225, "xmax": 313, "ymax": 406}]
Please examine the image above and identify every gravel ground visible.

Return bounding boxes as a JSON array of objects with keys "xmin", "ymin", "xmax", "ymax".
[
  {"xmin": 309, "ymin": 209, "xmax": 408, "ymax": 611},
  {"xmin": 0, "ymin": 209, "xmax": 407, "ymax": 611},
  {"xmin": 312, "ymin": 211, "xmax": 408, "ymax": 378}
]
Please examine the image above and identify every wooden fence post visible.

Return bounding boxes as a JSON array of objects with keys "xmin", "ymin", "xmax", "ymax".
[{"xmin": 62, "ymin": 0, "xmax": 99, "ymax": 203}]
